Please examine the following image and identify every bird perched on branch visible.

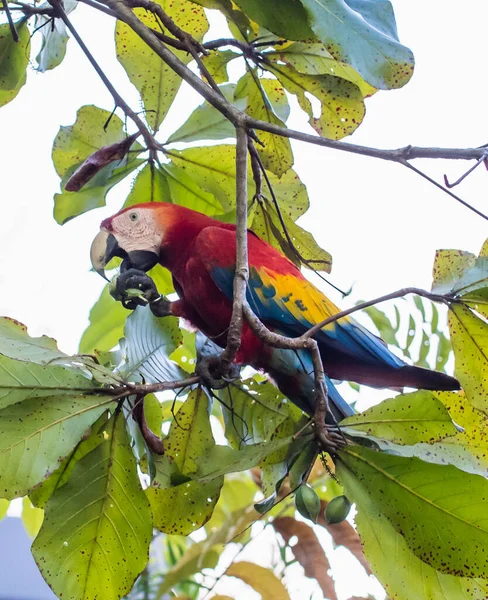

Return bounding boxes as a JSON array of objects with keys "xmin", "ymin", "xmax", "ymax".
[{"xmin": 91, "ymin": 202, "xmax": 460, "ymax": 423}]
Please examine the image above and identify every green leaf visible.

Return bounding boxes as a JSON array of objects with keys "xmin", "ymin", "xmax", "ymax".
[
  {"xmin": 432, "ymin": 249, "xmax": 477, "ymax": 294},
  {"xmin": 341, "ymin": 390, "xmax": 458, "ymax": 446},
  {"xmin": 120, "ymin": 305, "xmax": 183, "ymax": 382},
  {"xmin": 0, "ymin": 316, "xmax": 66, "ymax": 364},
  {"xmin": 124, "ymin": 163, "xmax": 171, "ymax": 207},
  {"xmin": 265, "ymin": 42, "xmax": 376, "ymax": 97},
  {"xmin": 54, "ymin": 158, "xmax": 144, "ymax": 224},
  {"xmin": 22, "ymin": 496, "xmax": 43, "ymax": 538},
  {"xmin": 32, "ymin": 412, "xmax": 152, "ymax": 600},
  {"xmin": 449, "ymin": 304, "xmax": 488, "ymax": 412},
  {"xmin": 194, "ymin": 434, "xmax": 302, "ymax": 483},
  {"xmin": 200, "ymin": 49, "xmax": 239, "ymax": 84},
  {"xmin": 299, "ymin": 0, "xmax": 414, "ymax": 90},
  {"xmin": 232, "ymin": 0, "xmax": 314, "ymax": 41},
  {"xmin": 252, "ymin": 196, "xmax": 332, "ymax": 272},
  {"xmin": 235, "ymin": 71, "xmax": 293, "ymax": 176},
  {"xmin": 116, "ymin": 0, "xmax": 208, "ymax": 131},
  {"xmin": 147, "ymin": 388, "xmax": 224, "ymax": 534},
  {"xmin": 265, "ymin": 168, "xmax": 310, "ymax": 221},
  {"xmin": 339, "ymin": 454, "xmax": 488, "ymax": 600},
  {"xmin": 0, "ymin": 19, "xmax": 29, "ymax": 88},
  {"xmin": 0, "ymin": 352, "xmax": 105, "ymax": 411},
  {"xmin": 52, "ymin": 105, "xmax": 127, "ymax": 178},
  {"xmin": 266, "ymin": 60, "xmax": 364, "ymax": 139},
  {"xmin": 168, "ymin": 83, "xmax": 246, "ymax": 144},
  {"xmin": 0, "ymin": 389, "xmax": 113, "ymax": 499},
  {"xmin": 362, "ymin": 304, "xmax": 397, "ymax": 345},
  {"xmin": 0, "ymin": 498, "xmax": 8, "ymax": 521},
  {"xmin": 338, "ymin": 445, "xmax": 488, "ymax": 577},
  {"xmin": 79, "ymin": 284, "xmax": 128, "ymax": 354}
]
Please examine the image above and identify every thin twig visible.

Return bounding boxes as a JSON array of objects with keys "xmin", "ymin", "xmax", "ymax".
[
  {"xmin": 2, "ymin": 0, "xmax": 19, "ymax": 40},
  {"xmin": 444, "ymin": 155, "xmax": 486, "ymax": 188},
  {"xmin": 78, "ymin": 0, "xmax": 118, "ymax": 18},
  {"xmin": 48, "ymin": 0, "xmax": 160, "ymax": 152}
]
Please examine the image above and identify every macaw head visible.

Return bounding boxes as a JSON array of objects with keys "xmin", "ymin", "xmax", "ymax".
[{"xmin": 90, "ymin": 204, "xmax": 164, "ymax": 280}]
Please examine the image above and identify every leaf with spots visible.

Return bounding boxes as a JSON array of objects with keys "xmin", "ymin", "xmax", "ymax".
[
  {"xmin": 364, "ymin": 391, "xmax": 488, "ymax": 478},
  {"xmin": 298, "ymin": 0, "xmax": 415, "ymax": 90},
  {"xmin": 200, "ymin": 49, "xmax": 239, "ymax": 85},
  {"xmin": 339, "ymin": 455, "xmax": 488, "ymax": 600},
  {"xmin": 265, "ymin": 42, "xmax": 376, "ymax": 97},
  {"xmin": 0, "ymin": 19, "xmax": 30, "ymax": 107},
  {"xmin": 146, "ymin": 388, "xmax": 224, "ymax": 534},
  {"xmin": 252, "ymin": 195, "xmax": 332, "ymax": 272},
  {"xmin": 116, "ymin": 0, "xmax": 208, "ymax": 131},
  {"xmin": 0, "ymin": 317, "xmax": 66, "ymax": 364},
  {"xmin": 124, "ymin": 163, "xmax": 171, "ymax": 207},
  {"xmin": 448, "ymin": 304, "xmax": 488, "ymax": 413},
  {"xmin": 341, "ymin": 390, "xmax": 458, "ymax": 446},
  {"xmin": 167, "ymin": 83, "xmax": 246, "ymax": 144},
  {"xmin": 0, "ymin": 386, "xmax": 113, "ymax": 499},
  {"xmin": 226, "ymin": 561, "xmax": 291, "ymax": 600},
  {"xmin": 265, "ymin": 60, "xmax": 364, "ymax": 139},
  {"xmin": 235, "ymin": 71, "xmax": 293, "ymax": 176},
  {"xmin": 338, "ymin": 445, "xmax": 488, "ymax": 578},
  {"xmin": 32, "ymin": 411, "xmax": 152, "ymax": 600}
]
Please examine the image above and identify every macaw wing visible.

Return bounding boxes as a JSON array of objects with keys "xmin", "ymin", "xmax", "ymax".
[{"xmin": 195, "ymin": 227, "xmax": 403, "ymax": 370}]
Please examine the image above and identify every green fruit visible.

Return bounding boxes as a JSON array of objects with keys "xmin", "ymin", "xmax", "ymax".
[
  {"xmin": 295, "ymin": 484, "xmax": 320, "ymax": 523},
  {"xmin": 325, "ymin": 495, "xmax": 351, "ymax": 525}
]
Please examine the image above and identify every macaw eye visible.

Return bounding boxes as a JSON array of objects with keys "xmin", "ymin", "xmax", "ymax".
[{"xmin": 129, "ymin": 212, "xmax": 138, "ymax": 222}]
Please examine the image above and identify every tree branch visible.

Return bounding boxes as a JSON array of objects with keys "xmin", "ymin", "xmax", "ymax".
[
  {"xmin": 220, "ymin": 126, "xmax": 249, "ymax": 375},
  {"xmin": 48, "ymin": 0, "xmax": 160, "ymax": 152}
]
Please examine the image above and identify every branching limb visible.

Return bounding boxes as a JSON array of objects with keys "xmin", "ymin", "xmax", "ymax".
[{"xmin": 48, "ymin": 0, "xmax": 160, "ymax": 152}]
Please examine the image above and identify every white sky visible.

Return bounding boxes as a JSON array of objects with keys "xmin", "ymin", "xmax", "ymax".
[{"xmin": 0, "ymin": 1, "xmax": 487, "ymax": 598}]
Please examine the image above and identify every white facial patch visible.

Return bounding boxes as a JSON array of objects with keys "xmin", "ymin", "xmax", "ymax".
[{"xmin": 112, "ymin": 208, "xmax": 163, "ymax": 255}]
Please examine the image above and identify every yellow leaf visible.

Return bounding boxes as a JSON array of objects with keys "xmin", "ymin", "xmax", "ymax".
[
  {"xmin": 22, "ymin": 497, "xmax": 43, "ymax": 538},
  {"xmin": 226, "ymin": 561, "xmax": 290, "ymax": 600}
]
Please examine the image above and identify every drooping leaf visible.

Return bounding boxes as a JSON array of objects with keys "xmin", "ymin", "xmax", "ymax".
[
  {"xmin": 0, "ymin": 389, "xmax": 114, "ymax": 498},
  {"xmin": 273, "ymin": 516, "xmax": 337, "ymax": 599},
  {"xmin": 341, "ymin": 390, "xmax": 458, "ymax": 446},
  {"xmin": 252, "ymin": 196, "xmax": 332, "ymax": 272},
  {"xmin": 0, "ymin": 316, "xmax": 66, "ymax": 364},
  {"xmin": 449, "ymin": 303, "xmax": 488, "ymax": 412},
  {"xmin": 226, "ymin": 561, "xmax": 291, "ymax": 600},
  {"xmin": 32, "ymin": 412, "xmax": 152, "ymax": 600},
  {"xmin": 432, "ymin": 249, "xmax": 477, "ymax": 295},
  {"xmin": 0, "ymin": 19, "xmax": 30, "ymax": 107},
  {"xmin": 147, "ymin": 388, "xmax": 224, "ymax": 534},
  {"xmin": 116, "ymin": 0, "xmax": 208, "ymax": 131},
  {"xmin": 168, "ymin": 83, "xmax": 246, "ymax": 144},
  {"xmin": 299, "ymin": 0, "xmax": 415, "ymax": 90},
  {"xmin": 232, "ymin": 0, "xmax": 314, "ymax": 41},
  {"xmin": 338, "ymin": 445, "xmax": 488, "ymax": 577},
  {"xmin": 265, "ymin": 61, "xmax": 364, "ymax": 139},
  {"xmin": 265, "ymin": 42, "xmax": 376, "ymax": 97},
  {"xmin": 22, "ymin": 497, "xmax": 43, "ymax": 538},
  {"xmin": 339, "ymin": 460, "xmax": 488, "ymax": 600},
  {"xmin": 119, "ymin": 305, "xmax": 183, "ymax": 383},
  {"xmin": 235, "ymin": 71, "xmax": 293, "ymax": 176}
]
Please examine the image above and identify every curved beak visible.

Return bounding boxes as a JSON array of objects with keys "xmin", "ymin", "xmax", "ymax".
[
  {"xmin": 90, "ymin": 230, "xmax": 123, "ymax": 281},
  {"xmin": 90, "ymin": 230, "xmax": 160, "ymax": 280}
]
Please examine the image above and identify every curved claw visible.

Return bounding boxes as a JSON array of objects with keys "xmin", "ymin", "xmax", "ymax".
[
  {"xmin": 195, "ymin": 355, "xmax": 240, "ymax": 389},
  {"xmin": 111, "ymin": 268, "xmax": 161, "ymax": 310}
]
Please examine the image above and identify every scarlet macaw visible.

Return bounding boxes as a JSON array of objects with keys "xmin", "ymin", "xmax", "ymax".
[{"xmin": 90, "ymin": 202, "xmax": 459, "ymax": 421}]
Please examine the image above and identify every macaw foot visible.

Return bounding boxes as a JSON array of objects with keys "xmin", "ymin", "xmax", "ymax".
[
  {"xmin": 314, "ymin": 423, "xmax": 346, "ymax": 454},
  {"xmin": 195, "ymin": 355, "xmax": 241, "ymax": 389},
  {"xmin": 110, "ymin": 268, "xmax": 171, "ymax": 316}
]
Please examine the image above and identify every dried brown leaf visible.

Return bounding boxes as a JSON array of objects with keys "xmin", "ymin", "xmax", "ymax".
[{"xmin": 273, "ymin": 516, "xmax": 337, "ymax": 600}]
